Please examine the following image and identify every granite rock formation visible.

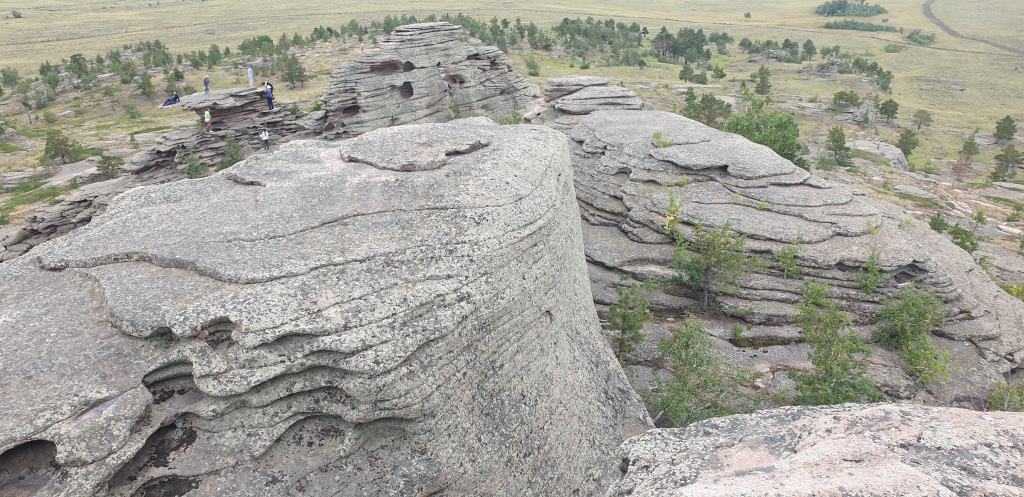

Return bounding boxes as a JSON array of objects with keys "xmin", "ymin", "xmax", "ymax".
[
  {"xmin": 541, "ymin": 104, "xmax": 1023, "ymax": 404},
  {"xmin": 0, "ymin": 119, "xmax": 650, "ymax": 496},
  {"xmin": 319, "ymin": 22, "xmax": 540, "ymax": 139},
  {"xmin": 610, "ymin": 403, "xmax": 1024, "ymax": 496},
  {"xmin": 2, "ymin": 22, "xmax": 540, "ymax": 262},
  {"xmin": 526, "ymin": 76, "xmax": 644, "ymax": 122}
]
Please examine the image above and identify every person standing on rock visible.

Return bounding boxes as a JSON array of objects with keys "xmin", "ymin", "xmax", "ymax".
[
  {"xmin": 259, "ymin": 128, "xmax": 270, "ymax": 151},
  {"xmin": 204, "ymin": 108, "xmax": 212, "ymax": 132},
  {"xmin": 264, "ymin": 82, "xmax": 274, "ymax": 110},
  {"xmin": 204, "ymin": 74, "xmax": 211, "ymax": 93},
  {"xmin": 247, "ymin": 67, "xmax": 254, "ymax": 88}
]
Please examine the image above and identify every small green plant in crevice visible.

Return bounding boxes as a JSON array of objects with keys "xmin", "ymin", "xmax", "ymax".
[
  {"xmin": 651, "ymin": 131, "xmax": 675, "ymax": 148},
  {"xmin": 607, "ymin": 275, "xmax": 655, "ymax": 363},
  {"xmin": 669, "ymin": 220, "xmax": 766, "ymax": 313},
  {"xmin": 97, "ymin": 155, "xmax": 125, "ymax": 179},
  {"xmin": 855, "ymin": 248, "xmax": 889, "ymax": 294},
  {"xmin": 929, "ymin": 213, "xmax": 950, "ymax": 233},
  {"xmin": 498, "ymin": 106, "xmax": 523, "ymax": 125},
  {"xmin": 1003, "ymin": 283, "xmax": 1024, "ymax": 301},
  {"xmin": 774, "ymin": 236, "xmax": 804, "ymax": 279},
  {"xmin": 990, "ymin": 380, "xmax": 1024, "ymax": 412},
  {"xmin": 660, "ymin": 188, "xmax": 684, "ymax": 234},
  {"xmin": 1007, "ymin": 210, "xmax": 1021, "ymax": 223},
  {"xmin": 874, "ymin": 283, "xmax": 954, "ymax": 385},
  {"xmin": 866, "ymin": 219, "xmax": 881, "ymax": 234},
  {"xmin": 949, "ymin": 223, "xmax": 980, "ymax": 254},
  {"xmin": 969, "ymin": 211, "xmax": 988, "ymax": 233},
  {"xmin": 643, "ymin": 316, "xmax": 778, "ymax": 427},
  {"xmin": 756, "ymin": 201, "xmax": 768, "ymax": 210},
  {"xmin": 901, "ymin": 219, "xmax": 914, "ymax": 232},
  {"xmin": 216, "ymin": 135, "xmax": 243, "ymax": 171},
  {"xmin": 792, "ymin": 281, "xmax": 882, "ymax": 405},
  {"xmin": 446, "ymin": 97, "xmax": 462, "ymax": 121},
  {"xmin": 184, "ymin": 155, "xmax": 208, "ymax": 179}
]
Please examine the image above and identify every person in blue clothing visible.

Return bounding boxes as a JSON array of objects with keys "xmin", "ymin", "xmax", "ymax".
[
  {"xmin": 264, "ymin": 82, "xmax": 274, "ymax": 110},
  {"xmin": 203, "ymin": 74, "xmax": 210, "ymax": 93},
  {"xmin": 247, "ymin": 67, "xmax": 254, "ymax": 87},
  {"xmin": 161, "ymin": 91, "xmax": 180, "ymax": 107}
]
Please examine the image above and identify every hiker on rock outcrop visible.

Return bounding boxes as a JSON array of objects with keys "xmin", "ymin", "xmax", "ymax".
[
  {"xmin": 264, "ymin": 82, "xmax": 274, "ymax": 110},
  {"xmin": 247, "ymin": 67, "xmax": 254, "ymax": 87},
  {"xmin": 204, "ymin": 108, "xmax": 212, "ymax": 132},
  {"xmin": 204, "ymin": 75, "xmax": 211, "ymax": 93},
  {"xmin": 161, "ymin": 91, "xmax": 180, "ymax": 107},
  {"xmin": 260, "ymin": 128, "xmax": 270, "ymax": 151}
]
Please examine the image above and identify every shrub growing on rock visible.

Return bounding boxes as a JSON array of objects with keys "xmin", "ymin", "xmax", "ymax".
[
  {"xmin": 793, "ymin": 281, "xmax": 881, "ymax": 405},
  {"xmin": 607, "ymin": 276, "xmax": 654, "ymax": 362},
  {"xmin": 644, "ymin": 317, "xmax": 776, "ymax": 426},
  {"xmin": 874, "ymin": 283, "xmax": 954, "ymax": 384},
  {"xmin": 990, "ymin": 381, "xmax": 1024, "ymax": 411},
  {"xmin": 669, "ymin": 221, "xmax": 765, "ymax": 313}
]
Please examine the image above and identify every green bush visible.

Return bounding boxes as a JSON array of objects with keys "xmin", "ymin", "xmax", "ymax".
[
  {"xmin": 498, "ymin": 107, "xmax": 523, "ymax": 125},
  {"xmin": 644, "ymin": 317, "xmax": 777, "ymax": 427},
  {"xmin": 607, "ymin": 276, "xmax": 654, "ymax": 362},
  {"xmin": 884, "ymin": 44, "xmax": 906, "ymax": 53},
  {"xmin": 929, "ymin": 213, "xmax": 950, "ymax": 233},
  {"xmin": 774, "ymin": 241, "xmax": 803, "ymax": 278},
  {"xmin": 905, "ymin": 29, "xmax": 936, "ymax": 46},
  {"xmin": 823, "ymin": 19, "xmax": 896, "ymax": 32},
  {"xmin": 669, "ymin": 220, "xmax": 765, "ymax": 313},
  {"xmin": 949, "ymin": 223, "xmax": 980, "ymax": 254},
  {"xmin": 855, "ymin": 248, "xmax": 889, "ymax": 293},
  {"xmin": 990, "ymin": 382, "xmax": 1024, "ymax": 411},
  {"xmin": 874, "ymin": 284, "xmax": 953, "ymax": 384},
  {"xmin": 525, "ymin": 55, "xmax": 540, "ymax": 77},
  {"xmin": 42, "ymin": 110, "xmax": 57, "ymax": 123},
  {"xmin": 793, "ymin": 281, "xmax": 882, "ymax": 405},
  {"xmin": 98, "ymin": 155, "xmax": 125, "ymax": 178},
  {"xmin": 122, "ymin": 103, "xmax": 142, "ymax": 119},
  {"xmin": 184, "ymin": 155, "xmax": 208, "ymax": 179}
]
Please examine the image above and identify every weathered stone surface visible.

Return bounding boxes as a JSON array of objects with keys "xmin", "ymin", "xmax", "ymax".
[
  {"xmin": 319, "ymin": 22, "xmax": 539, "ymax": 139},
  {"xmin": 893, "ymin": 183, "xmax": 941, "ymax": 201},
  {"xmin": 0, "ymin": 120, "xmax": 650, "ymax": 496},
  {"xmin": 610, "ymin": 404, "xmax": 1024, "ymax": 497},
  {"xmin": 543, "ymin": 106, "xmax": 1023, "ymax": 402},
  {"xmin": 849, "ymin": 139, "xmax": 909, "ymax": 171}
]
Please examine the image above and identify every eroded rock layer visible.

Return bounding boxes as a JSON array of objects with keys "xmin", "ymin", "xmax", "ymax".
[
  {"xmin": 550, "ymin": 108, "xmax": 1024, "ymax": 403},
  {"xmin": 319, "ymin": 22, "xmax": 540, "ymax": 138},
  {"xmin": 610, "ymin": 403, "xmax": 1024, "ymax": 497},
  {"xmin": 0, "ymin": 119, "xmax": 650, "ymax": 496}
]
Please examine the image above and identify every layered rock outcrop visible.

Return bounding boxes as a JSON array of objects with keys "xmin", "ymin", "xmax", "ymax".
[
  {"xmin": 319, "ymin": 22, "xmax": 540, "ymax": 138},
  {"xmin": 610, "ymin": 403, "xmax": 1024, "ymax": 496},
  {"xmin": 539, "ymin": 105, "xmax": 1023, "ymax": 403},
  {"xmin": 0, "ymin": 119, "xmax": 650, "ymax": 496},
  {"xmin": 2, "ymin": 22, "xmax": 540, "ymax": 262}
]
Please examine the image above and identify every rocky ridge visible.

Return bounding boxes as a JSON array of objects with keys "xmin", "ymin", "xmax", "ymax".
[
  {"xmin": 530, "ymin": 82, "xmax": 1023, "ymax": 404},
  {"xmin": 0, "ymin": 119, "xmax": 650, "ymax": 496}
]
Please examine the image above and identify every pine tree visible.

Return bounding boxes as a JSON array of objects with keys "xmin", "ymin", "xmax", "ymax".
[
  {"xmin": 995, "ymin": 144, "xmax": 1024, "ymax": 176},
  {"xmin": 754, "ymin": 65, "xmax": 771, "ymax": 95},
  {"xmin": 802, "ymin": 39, "xmax": 817, "ymax": 60},
  {"xmin": 826, "ymin": 125, "xmax": 850, "ymax": 164},
  {"xmin": 959, "ymin": 134, "xmax": 980, "ymax": 164},
  {"xmin": 912, "ymin": 109, "xmax": 933, "ymax": 130},
  {"xmin": 283, "ymin": 54, "xmax": 306, "ymax": 88},
  {"xmin": 996, "ymin": 115, "xmax": 1017, "ymax": 143},
  {"xmin": 896, "ymin": 128, "xmax": 920, "ymax": 159},
  {"xmin": 878, "ymin": 99, "xmax": 899, "ymax": 123}
]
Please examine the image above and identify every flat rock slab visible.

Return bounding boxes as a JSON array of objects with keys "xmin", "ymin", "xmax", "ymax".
[
  {"xmin": 893, "ymin": 184, "xmax": 941, "ymax": 201},
  {"xmin": 612, "ymin": 403, "xmax": 1024, "ymax": 497}
]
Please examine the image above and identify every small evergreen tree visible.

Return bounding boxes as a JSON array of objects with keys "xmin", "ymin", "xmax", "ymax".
[
  {"xmin": 793, "ymin": 281, "xmax": 881, "ymax": 405},
  {"xmin": 878, "ymin": 98, "xmax": 899, "ymax": 123},
  {"xmin": 826, "ymin": 125, "xmax": 850, "ymax": 164},
  {"xmin": 283, "ymin": 54, "xmax": 306, "ymax": 88},
  {"xmin": 754, "ymin": 65, "xmax": 771, "ymax": 95},
  {"xmin": 896, "ymin": 128, "xmax": 920, "ymax": 158},
  {"xmin": 875, "ymin": 284, "xmax": 953, "ymax": 384},
  {"xmin": 97, "ymin": 155, "xmax": 124, "ymax": 178},
  {"xmin": 959, "ymin": 134, "xmax": 980, "ymax": 164},
  {"xmin": 138, "ymin": 72, "xmax": 155, "ymax": 98},
  {"xmin": 995, "ymin": 115, "xmax": 1017, "ymax": 143},
  {"xmin": 912, "ymin": 109, "xmax": 933, "ymax": 130},
  {"xmin": 607, "ymin": 277, "xmax": 654, "ymax": 362},
  {"xmin": 43, "ymin": 129, "xmax": 85, "ymax": 163},
  {"xmin": 802, "ymin": 39, "xmax": 817, "ymax": 60},
  {"xmin": 994, "ymin": 144, "xmax": 1023, "ymax": 176},
  {"xmin": 669, "ymin": 221, "xmax": 765, "ymax": 312}
]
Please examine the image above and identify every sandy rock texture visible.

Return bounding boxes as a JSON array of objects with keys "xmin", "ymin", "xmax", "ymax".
[
  {"xmin": 319, "ymin": 22, "xmax": 540, "ymax": 138},
  {"xmin": 0, "ymin": 119, "xmax": 650, "ymax": 496},
  {"xmin": 610, "ymin": 403, "xmax": 1024, "ymax": 497},
  {"xmin": 539, "ymin": 103, "xmax": 1023, "ymax": 404}
]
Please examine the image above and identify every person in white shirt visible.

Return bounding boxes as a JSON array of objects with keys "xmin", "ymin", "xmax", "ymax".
[{"xmin": 259, "ymin": 129, "xmax": 270, "ymax": 151}]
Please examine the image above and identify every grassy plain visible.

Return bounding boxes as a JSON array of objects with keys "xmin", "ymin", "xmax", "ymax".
[{"xmin": 0, "ymin": 0, "xmax": 1021, "ymax": 181}]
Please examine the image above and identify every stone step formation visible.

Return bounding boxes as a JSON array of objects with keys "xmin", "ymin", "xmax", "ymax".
[{"xmin": 0, "ymin": 119, "xmax": 650, "ymax": 495}]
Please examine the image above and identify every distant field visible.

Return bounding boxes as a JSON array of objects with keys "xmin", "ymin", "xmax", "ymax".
[{"xmin": 0, "ymin": 0, "xmax": 1021, "ymax": 159}]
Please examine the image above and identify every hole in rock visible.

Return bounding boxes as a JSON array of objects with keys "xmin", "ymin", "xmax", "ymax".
[
  {"xmin": 368, "ymin": 60, "xmax": 403, "ymax": 75},
  {"xmin": 0, "ymin": 440, "xmax": 58, "ymax": 497},
  {"xmin": 398, "ymin": 82, "xmax": 414, "ymax": 99},
  {"xmin": 444, "ymin": 75, "xmax": 466, "ymax": 86},
  {"xmin": 444, "ymin": 140, "xmax": 489, "ymax": 157},
  {"xmin": 131, "ymin": 475, "xmax": 202, "ymax": 497},
  {"xmin": 403, "ymin": 61, "xmax": 415, "ymax": 72},
  {"xmin": 342, "ymin": 105, "xmax": 360, "ymax": 117},
  {"xmin": 490, "ymin": 60, "xmax": 499, "ymax": 69}
]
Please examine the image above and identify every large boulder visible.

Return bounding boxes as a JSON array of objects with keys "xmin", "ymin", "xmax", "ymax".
[
  {"xmin": 0, "ymin": 119, "xmax": 650, "ymax": 496},
  {"xmin": 319, "ymin": 22, "xmax": 540, "ymax": 138},
  {"xmin": 547, "ymin": 108, "xmax": 1024, "ymax": 404},
  {"xmin": 610, "ymin": 403, "xmax": 1024, "ymax": 496}
]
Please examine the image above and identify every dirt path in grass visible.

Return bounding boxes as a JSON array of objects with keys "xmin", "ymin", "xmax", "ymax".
[{"xmin": 923, "ymin": 0, "xmax": 1024, "ymax": 57}]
